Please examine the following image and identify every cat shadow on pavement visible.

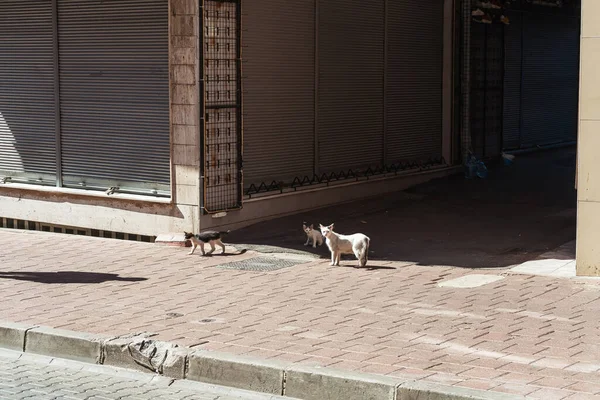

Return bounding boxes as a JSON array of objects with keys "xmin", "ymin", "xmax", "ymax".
[
  {"xmin": 0, "ymin": 271, "xmax": 147, "ymax": 284},
  {"xmin": 192, "ymin": 249, "xmax": 248, "ymax": 258},
  {"xmin": 338, "ymin": 264, "xmax": 396, "ymax": 271}
]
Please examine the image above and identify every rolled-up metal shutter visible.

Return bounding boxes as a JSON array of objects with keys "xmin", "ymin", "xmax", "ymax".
[
  {"xmin": 503, "ymin": 12, "xmax": 522, "ymax": 151},
  {"xmin": 520, "ymin": 13, "xmax": 579, "ymax": 148},
  {"xmin": 0, "ymin": 1, "xmax": 56, "ymax": 181},
  {"xmin": 57, "ymin": 0, "xmax": 170, "ymax": 194},
  {"xmin": 242, "ymin": 0, "xmax": 315, "ymax": 187},
  {"xmin": 317, "ymin": 0, "xmax": 384, "ymax": 173},
  {"xmin": 386, "ymin": 0, "xmax": 443, "ymax": 164}
]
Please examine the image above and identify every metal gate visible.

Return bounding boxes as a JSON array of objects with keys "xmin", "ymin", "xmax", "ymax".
[{"xmin": 201, "ymin": 0, "xmax": 243, "ymax": 213}]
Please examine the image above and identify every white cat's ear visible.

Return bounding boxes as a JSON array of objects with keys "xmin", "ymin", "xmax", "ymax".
[
  {"xmin": 329, "ymin": 223, "xmax": 334, "ymax": 230},
  {"xmin": 319, "ymin": 224, "xmax": 324, "ymax": 228}
]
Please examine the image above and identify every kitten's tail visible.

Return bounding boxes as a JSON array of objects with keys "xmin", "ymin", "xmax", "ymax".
[{"xmin": 360, "ymin": 238, "xmax": 370, "ymax": 267}]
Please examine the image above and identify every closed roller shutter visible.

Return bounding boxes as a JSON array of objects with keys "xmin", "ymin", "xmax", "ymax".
[
  {"xmin": 242, "ymin": 0, "xmax": 315, "ymax": 186},
  {"xmin": 317, "ymin": 0, "xmax": 384, "ymax": 173},
  {"xmin": 0, "ymin": 1, "xmax": 56, "ymax": 179},
  {"xmin": 242, "ymin": 0, "xmax": 315, "ymax": 187},
  {"xmin": 520, "ymin": 13, "xmax": 579, "ymax": 148},
  {"xmin": 386, "ymin": 0, "xmax": 443, "ymax": 164},
  {"xmin": 483, "ymin": 23, "xmax": 504, "ymax": 158},
  {"xmin": 470, "ymin": 22, "xmax": 486, "ymax": 158},
  {"xmin": 57, "ymin": 0, "xmax": 170, "ymax": 193},
  {"xmin": 470, "ymin": 21, "xmax": 504, "ymax": 159},
  {"xmin": 503, "ymin": 11, "xmax": 522, "ymax": 151}
]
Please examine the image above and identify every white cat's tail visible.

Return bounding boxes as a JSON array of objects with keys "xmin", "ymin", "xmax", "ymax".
[{"xmin": 360, "ymin": 237, "xmax": 370, "ymax": 267}]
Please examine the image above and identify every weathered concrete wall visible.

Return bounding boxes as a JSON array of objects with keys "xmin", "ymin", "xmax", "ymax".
[
  {"xmin": 0, "ymin": 0, "xmax": 201, "ymax": 236},
  {"xmin": 577, "ymin": 1, "xmax": 600, "ymax": 276}
]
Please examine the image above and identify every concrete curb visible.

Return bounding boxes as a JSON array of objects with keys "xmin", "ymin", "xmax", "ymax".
[{"xmin": 0, "ymin": 321, "xmax": 525, "ymax": 400}]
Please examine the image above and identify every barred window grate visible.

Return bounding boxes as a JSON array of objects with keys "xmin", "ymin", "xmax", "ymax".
[{"xmin": 202, "ymin": 0, "xmax": 242, "ymax": 213}]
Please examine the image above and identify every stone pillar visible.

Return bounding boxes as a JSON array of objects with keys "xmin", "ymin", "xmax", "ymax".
[
  {"xmin": 576, "ymin": 1, "xmax": 600, "ymax": 276},
  {"xmin": 169, "ymin": 0, "xmax": 201, "ymax": 233}
]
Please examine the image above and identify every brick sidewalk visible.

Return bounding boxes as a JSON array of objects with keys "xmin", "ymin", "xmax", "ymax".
[{"xmin": 1, "ymin": 229, "xmax": 599, "ymax": 399}]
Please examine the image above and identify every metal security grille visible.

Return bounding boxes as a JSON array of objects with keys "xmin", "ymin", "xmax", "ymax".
[
  {"xmin": 242, "ymin": 0, "xmax": 315, "ymax": 186},
  {"xmin": 201, "ymin": 0, "xmax": 242, "ymax": 213},
  {"xmin": 0, "ymin": 1, "xmax": 56, "ymax": 184},
  {"xmin": 502, "ymin": 11, "xmax": 523, "ymax": 151},
  {"xmin": 57, "ymin": 0, "xmax": 170, "ymax": 196},
  {"xmin": 317, "ymin": 0, "xmax": 385, "ymax": 173},
  {"xmin": 470, "ymin": 23, "xmax": 504, "ymax": 159},
  {"xmin": 520, "ymin": 12, "xmax": 579, "ymax": 148},
  {"xmin": 0, "ymin": 0, "xmax": 170, "ymax": 197}
]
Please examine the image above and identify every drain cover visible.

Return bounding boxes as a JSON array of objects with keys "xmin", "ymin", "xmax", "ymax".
[{"xmin": 216, "ymin": 256, "xmax": 305, "ymax": 272}]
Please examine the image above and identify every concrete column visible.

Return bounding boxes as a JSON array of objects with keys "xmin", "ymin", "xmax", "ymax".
[
  {"xmin": 169, "ymin": 0, "xmax": 201, "ymax": 232},
  {"xmin": 576, "ymin": 1, "xmax": 600, "ymax": 276}
]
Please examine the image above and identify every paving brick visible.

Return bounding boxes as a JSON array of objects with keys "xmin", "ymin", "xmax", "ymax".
[
  {"xmin": 566, "ymin": 381, "xmax": 600, "ymax": 394},
  {"xmin": 492, "ymin": 383, "xmax": 539, "ymax": 396},
  {"xmin": 534, "ymin": 376, "xmax": 579, "ymax": 389},
  {"xmin": 528, "ymin": 387, "xmax": 577, "ymax": 400},
  {"xmin": 453, "ymin": 378, "xmax": 500, "ymax": 391},
  {"xmin": 459, "ymin": 366, "xmax": 507, "ymax": 380}
]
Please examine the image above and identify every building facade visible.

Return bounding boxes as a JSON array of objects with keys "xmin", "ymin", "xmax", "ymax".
[
  {"xmin": 0, "ymin": 0, "xmax": 456, "ymax": 237},
  {"xmin": 1, "ymin": 0, "xmax": 598, "ymax": 276}
]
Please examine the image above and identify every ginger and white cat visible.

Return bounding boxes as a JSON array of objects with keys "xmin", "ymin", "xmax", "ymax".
[
  {"xmin": 319, "ymin": 223, "xmax": 370, "ymax": 267},
  {"xmin": 303, "ymin": 223, "xmax": 324, "ymax": 248}
]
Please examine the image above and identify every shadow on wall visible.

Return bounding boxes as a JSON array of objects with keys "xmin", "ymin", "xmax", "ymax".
[{"xmin": 228, "ymin": 148, "xmax": 577, "ymax": 269}]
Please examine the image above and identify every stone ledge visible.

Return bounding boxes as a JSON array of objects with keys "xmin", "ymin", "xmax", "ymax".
[
  {"xmin": 25, "ymin": 326, "xmax": 107, "ymax": 364},
  {"xmin": 285, "ymin": 364, "xmax": 401, "ymax": 400},
  {"xmin": 187, "ymin": 350, "xmax": 288, "ymax": 394},
  {"xmin": 0, "ymin": 322, "xmax": 37, "ymax": 352},
  {"xmin": 155, "ymin": 233, "xmax": 190, "ymax": 247},
  {"xmin": 397, "ymin": 380, "xmax": 525, "ymax": 400}
]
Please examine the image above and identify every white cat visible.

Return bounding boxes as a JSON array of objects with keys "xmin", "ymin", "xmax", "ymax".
[
  {"xmin": 319, "ymin": 223, "xmax": 370, "ymax": 267},
  {"xmin": 303, "ymin": 223, "xmax": 324, "ymax": 248}
]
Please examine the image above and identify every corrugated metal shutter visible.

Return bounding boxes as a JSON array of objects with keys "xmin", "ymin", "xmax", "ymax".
[
  {"xmin": 483, "ymin": 23, "xmax": 504, "ymax": 158},
  {"xmin": 520, "ymin": 13, "xmax": 579, "ymax": 148},
  {"xmin": 0, "ymin": 1, "xmax": 56, "ymax": 179},
  {"xmin": 317, "ymin": 0, "xmax": 384, "ymax": 173},
  {"xmin": 386, "ymin": 0, "xmax": 443, "ymax": 163},
  {"xmin": 242, "ymin": 0, "xmax": 315, "ymax": 186},
  {"xmin": 57, "ymin": 0, "xmax": 170, "ymax": 193},
  {"xmin": 470, "ymin": 22, "xmax": 504, "ymax": 160},
  {"xmin": 470, "ymin": 22, "xmax": 486, "ymax": 158},
  {"xmin": 503, "ymin": 12, "xmax": 522, "ymax": 150}
]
